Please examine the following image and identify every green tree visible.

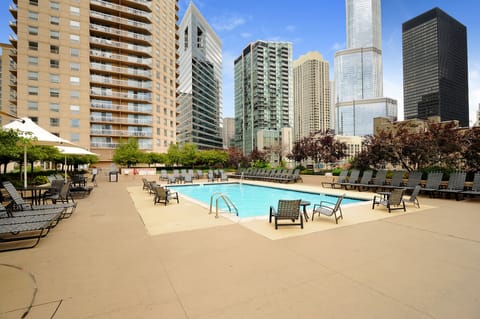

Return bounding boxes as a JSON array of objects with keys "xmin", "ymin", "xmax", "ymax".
[
  {"xmin": 143, "ymin": 152, "xmax": 165, "ymax": 167},
  {"xmin": 112, "ymin": 138, "xmax": 143, "ymax": 167},
  {"xmin": 0, "ymin": 129, "xmax": 23, "ymax": 173},
  {"xmin": 165, "ymin": 143, "xmax": 181, "ymax": 167},
  {"xmin": 197, "ymin": 149, "xmax": 228, "ymax": 168},
  {"xmin": 179, "ymin": 143, "xmax": 198, "ymax": 167}
]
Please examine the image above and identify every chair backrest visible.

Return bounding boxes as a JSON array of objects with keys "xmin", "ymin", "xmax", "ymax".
[
  {"xmin": 184, "ymin": 174, "xmax": 193, "ymax": 182},
  {"xmin": 359, "ymin": 170, "xmax": 373, "ymax": 184},
  {"xmin": 1, "ymin": 181, "xmax": 28, "ymax": 209},
  {"xmin": 333, "ymin": 195, "xmax": 345, "ymax": 211},
  {"xmin": 447, "ymin": 171, "xmax": 466, "ymax": 190},
  {"xmin": 347, "ymin": 169, "xmax": 360, "ymax": 183},
  {"xmin": 407, "ymin": 185, "xmax": 421, "ymax": 203},
  {"xmin": 472, "ymin": 172, "xmax": 480, "ymax": 192},
  {"xmin": 389, "ymin": 188, "xmax": 406, "ymax": 205},
  {"xmin": 51, "ymin": 179, "xmax": 64, "ymax": 193},
  {"xmin": 336, "ymin": 170, "xmax": 348, "ymax": 183},
  {"xmin": 277, "ymin": 199, "xmax": 301, "ymax": 218},
  {"xmin": 59, "ymin": 181, "xmax": 73, "ymax": 202},
  {"xmin": 425, "ymin": 172, "xmax": 444, "ymax": 189},
  {"xmin": 406, "ymin": 171, "xmax": 422, "ymax": 188},
  {"xmin": 389, "ymin": 171, "xmax": 406, "ymax": 187},
  {"xmin": 373, "ymin": 170, "xmax": 387, "ymax": 186},
  {"xmin": 155, "ymin": 186, "xmax": 167, "ymax": 199}
]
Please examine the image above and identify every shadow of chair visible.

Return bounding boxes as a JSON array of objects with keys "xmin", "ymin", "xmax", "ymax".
[
  {"xmin": 269, "ymin": 199, "xmax": 302, "ymax": 229},
  {"xmin": 311, "ymin": 194, "xmax": 344, "ymax": 224}
]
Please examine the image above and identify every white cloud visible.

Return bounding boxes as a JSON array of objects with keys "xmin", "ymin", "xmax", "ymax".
[
  {"xmin": 240, "ymin": 32, "xmax": 252, "ymax": 38},
  {"xmin": 330, "ymin": 42, "xmax": 345, "ymax": 51},
  {"xmin": 212, "ymin": 14, "xmax": 248, "ymax": 32}
]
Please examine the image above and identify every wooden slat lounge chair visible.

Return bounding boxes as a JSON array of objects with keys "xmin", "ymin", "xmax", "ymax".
[
  {"xmin": 421, "ymin": 172, "xmax": 444, "ymax": 197},
  {"xmin": 461, "ymin": 172, "xmax": 480, "ymax": 199},
  {"xmin": 311, "ymin": 194, "xmax": 344, "ymax": 224},
  {"xmin": 340, "ymin": 169, "xmax": 360, "ymax": 189},
  {"xmin": 372, "ymin": 188, "xmax": 406, "ymax": 213},
  {"xmin": 365, "ymin": 170, "xmax": 387, "ymax": 192},
  {"xmin": 322, "ymin": 170, "xmax": 348, "ymax": 188},
  {"xmin": 404, "ymin": 171, "xmax": 423, "ymax": 190},
  {"xmin": 353, "ymin": 170, "xmax": 373, "ymax": 191},
  {"xmin": 382, "ymin": 170, "xmax": 406, "ymax": 190},
  {"xmin": 269, "ymin": 199, "xmax": 303, "ymax": 229},
  {"xmin": 437, "ymin": 171, "xmax": 466, "ymax": 200}
]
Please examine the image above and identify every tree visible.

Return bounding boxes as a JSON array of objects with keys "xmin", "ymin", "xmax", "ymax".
[
  {"xmin": 0, "ymin": 129, "xmax": 23, "ymax": 173},
  {"xmin": 226, "ymin": 147, "xmax": 248, "ymax": 168},
  {"xmin": 197, "ymin": 149, "xmax": 228, "ymax": 168},
  {"xmin": 143, "ymin": 152, "xmax": 165, "ymax": 167},
  {"xmin": 179, "ymin": 143, "xmax": 198, "ymax": 167},
  {"xmin": 165, "ymin": 143, "xmax": 181, "ymax": 167},
  {"xmin": 112, "ymin": 138, "xmax": 143, "ymax": 167}
]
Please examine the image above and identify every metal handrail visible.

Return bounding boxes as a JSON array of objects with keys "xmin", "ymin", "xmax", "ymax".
[{"xmin": 209, "ymin": 192, "xmax": 238, "ymax": 218}]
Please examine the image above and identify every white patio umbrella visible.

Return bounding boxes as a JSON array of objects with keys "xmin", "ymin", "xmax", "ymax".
[
  {"xmin": 56, "ymin": 146, "xmax": 99, "ymax": 181},
  {"xmin": 3, "ymin": 117, "xmax": 74, "ymax": 188}
]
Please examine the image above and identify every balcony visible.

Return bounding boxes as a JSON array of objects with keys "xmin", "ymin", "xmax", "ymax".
[
  {"xmin": 90, "ymin": 49, "xmax": 152, "ymax": 66},
  {"xmin": 90, "ymin": 11, "xmax": 151, "ymax": 32},
  {"xmin": 90, "ymin": 62, "xmax": 151, "ymax": 78},
  {"xmin": 90, "ymin": 101, "xmax": 152, "ymax": 114},
  {"xmin": 9, "ymin": 4, "xmax": 17, "ymax": 19},
  {"xmin": 90, "ymin": 37, "xmax": 152, "ymax": 55},
  {"xmin": 91, "ymin": 0, "xmax": 151, "ymax": 20},
  {"xmin": 9, "ymin": 20, "xmax": 16, "ymax": 33},
  {"xmin": 90, "ymin": 115, "xmax": 152, "ymax": 126},
  {"xmin": 124, "ymin": 0, "xmax": 151, "ymax": 11},
  {"xmin": 90, "ymin": 141, "xmax": 150, "ymax": 149},
  {"xmin": 90, "ymin": 128, "xmax": 152, "ymax": 138},
  {"xmin": 90, "ymin": 75, "xmax": 152, "ymax": 89},
  {"xmin": 90, "ymin": 89, "xmax": 152, "ymax": 102},
  {"xmin": 90, "ymin": 23, "xmax": 152, "ymax": 44}
]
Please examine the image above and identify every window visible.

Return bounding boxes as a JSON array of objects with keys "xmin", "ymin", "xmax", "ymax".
[
  {"xmin": 69, "ymin": 34, "xmax": 80, "ymax": 43},
  {"xmin": 50, "ymin": 74, "xmax": 59, "ymax": 83},
  {"xmin": 28, "ymin": 86, "xmax": 38, "ymax": 96},
  {"xmin": 28, "ymin": 101, "xmax": 38, "ymax": 110},
  {"xmin": 50, "ymin": 30, "xmax": 59, "ymax": 40},
  {"xmin": 50, "ymin": 45, "xmax": 59, "ymax": 54},
  {"xmin": 70, "ymin": 20, "xmax": 80, "ymax": 29},
  {"xmin": 28, "ymin": 71, "xmax": 38, "ymax": 81},
  {"xmin": 28, "ymin": 26, "xmax": 38, "ymax": 35},
  {"xmin": 70, "ymin": 105, "xmax": 80, "ymax": 113},
  {"xmin": 50, "ymin": 118, "xmax": 60, "ymax": 127},
  {"xmin": 70, "ymin": 62, "xmax": 80, "ymax": 71},
  {"xmin": 28, "ymin": 11, "xmax": 38, "ymax": 21},
  {"xmin": 70, "ymin": 76, "xmax": 80, "ymax": 85},
  {"xmin": 29, "ymin": 0, "xmax": 38, "ymax": 5},
  {"xmin": 50, "ymin": 88, "xmax": 59, "ymax": 98},
  {"xmin": 70, "ymin": 91, "xmax": 80, "ymax": 99},
  {"xmin": 70, "ymin": 119, "xmax": 80, "ymax": 128},
  {"xmin": 28, "ymin": 41, "xmax": 38, "ymax": 51},
  {"xmin": 50, "ymin": 1, "xmax": 59, "ymax": 10},
  {"xmin": 50, "ymin": 103, "xmax": 60, "ymax": 112},
  {"xmin": 50, "ymin": 59, "xmax": 59, "ymax": 68},
  {"xmin": 70, "ymin": 48, "xmax": 80, "ymax": 57},
  {"xmin": 28, "ymin": 56, "xmax": 38, "ymax": 65},
  {"xmin": 70, "ymin": 133, "xmax": 80, "ymax": 142},
  {"xmin": 50, "ymin": 16, "xmax": 60, "ymax": 25},
  {"xmin": 70, "ymin": 6, "xmax": 80, "ymax": 15}
]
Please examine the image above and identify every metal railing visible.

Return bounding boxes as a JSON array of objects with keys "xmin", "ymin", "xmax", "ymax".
[{"xmin": 209, "ymin": 192, "xmax": 238, "ymax": 218}]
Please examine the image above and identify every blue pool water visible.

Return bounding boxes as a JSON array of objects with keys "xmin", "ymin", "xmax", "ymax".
[{"xmin": 168, "ymin": 183, "xmax": 366, "ymax": 218}]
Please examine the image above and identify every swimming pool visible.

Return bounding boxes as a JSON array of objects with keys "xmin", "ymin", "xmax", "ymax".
[{"xmin": 168, "ymin": 183, "xmax": 366, "ymax": 218}]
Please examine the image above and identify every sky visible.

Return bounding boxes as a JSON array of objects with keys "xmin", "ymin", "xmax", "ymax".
[{"xmin": 1, "ymin": 1, "xmax": 478, "ymax": 125}]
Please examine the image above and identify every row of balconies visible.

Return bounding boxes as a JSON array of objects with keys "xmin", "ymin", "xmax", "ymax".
[
  {"xmin": 90, "ymin": 89, "xmax": 152, "ymax": 102},
  {"xmin": 90, "ymin": 0, "xmax": 151, "ymax": 20},
  {"xmin": 90, "ymin": 101, "xmax": 152, "ymax": 114},
  {"xmin": 90, "ymin": 129, "xmax": 152, "ymax": 137},
  {"xmin": 90, "ymin": 62, "xmax": 151, "ymax": 78},
  {"xmin": 90, "ymin": 11, "xmax": 151, "ymax": 32},
  {"xmin": 90, "ymin": 141, "xmax": 150, "ymax": 149},
  {"xmin": 90, "ymin": 115, "xmax": 152, "ymax": 125},
  {"xmin": 90, "ymin": 23, "xmax": 152, "ymax": 44},
  {"xmin": 90, "ymin": 49, "xmax": 152, "ymax": 66},
  {"xmin": 90, "ymin": 75, "xmax": 152, "ymax": 89},
  {"xmin": 90, "ymin": 37, "xmax": 151, "ymax": 55}
]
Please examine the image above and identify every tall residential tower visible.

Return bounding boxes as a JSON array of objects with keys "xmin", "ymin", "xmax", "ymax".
[
  {"xmin": 234, "ymin": 41, "xmax": 293, "ymax": 158},
  {"xmin": 334, "ymin": 0, "xmax": 397, "ymax": 136},
  {"xmin": 177, "ymin": 2, "xmax": 223, "ymax": 149},
  {"xmin": 7, "ymin": 0, "xmax": 179, "ymax": 161},
  {"xmin": 402, "ymin": 7, "xmax": 469, "ymax": 127}
]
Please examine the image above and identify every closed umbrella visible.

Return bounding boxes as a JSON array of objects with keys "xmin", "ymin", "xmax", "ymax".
[
  {"xmin": 3, "ymin": 118, "xmax": 74, "ymax": 188},
  {"xmin": 56, "ymin": 146, "xmax": 98, "ymax": 181}
]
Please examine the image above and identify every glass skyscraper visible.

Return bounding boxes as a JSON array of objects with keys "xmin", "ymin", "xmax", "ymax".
[
  {"xmin": 177, "ymin": 2, "xmax": 223, "ymax": 149},
  {"xmin": 234, "ymin": 41, "xmax": 293, "ymax": 155},
  {"xmin": 402, "ymin": 7, "xmax": 469, "ymax": 127},
  {"xmin": 334, "ymin": 0, "xmax": 397, "ymax": 136}
]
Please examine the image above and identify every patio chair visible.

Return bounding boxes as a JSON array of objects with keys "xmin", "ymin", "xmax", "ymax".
[
  {"xmin": 311, "ymin": 194, "xmax": 344, "ymax": 224},
  {"xmin": 269, "ymin": 199, "xmax": 302, "ymax": 229},
  {"xmin": 421, "ymin": 172, "xmax": 444, "ymax": 197},
  {"xmin": 461, "ymin": 172, "xmax": 480, "ymax": 199},
  {"xmin": 153, "ymin": 186, "xmax": 179, "ymax": 206},
  {"xmin": 372, "ymin": 188, "xmax": 406, "ymax": 213},
  {"xmin": 352, "ymin": 170, "xmax": 373, "ymax": 191},
  {"xmin": 382, "ymin": 170, "xmax": 406, "ymax": 190},
  {"xmin": 220, "ymin": 172, "xmax": 229, "ymax": 182},
  {"xmin": 159, "ymin": 169, "xmax": 168, "ymax": 181},
  {"xmin": 183, "ymin": 174, "xmax": 193, "ymax": 183},
  {"xmin": 365, "ymin": 170, "xmax": 387, "ymax": 192},
  {"xmin": 322, "ymin": 170, "xmax": 348, "ymax": 189},
  {"xmin": 436, "ymin": 171, "xmax": 466, "ymax": 200},
  {"xmin": 404, "ymin": 171, "xmax": 423, "ymax": 190},
  {"xmin": 405, "ymin": 185, "xmax": 421, "ymax": 208},
  {"xmin": 42, "ymin": 179, "xmax": 64, "ymax": 203},
  {"xmin": 339, "ymin": 169, "xmax": 360, "ymax": 189}
]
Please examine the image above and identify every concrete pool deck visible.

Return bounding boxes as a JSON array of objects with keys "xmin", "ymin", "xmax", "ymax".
[{"xmin": 1, "ymin": 173, "xmax": 480, "ymax": 318}]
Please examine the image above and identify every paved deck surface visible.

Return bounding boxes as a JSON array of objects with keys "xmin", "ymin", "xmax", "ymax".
[{"xmin": 1, "ymin": 174, "xmax": 479, "ymax": 318}]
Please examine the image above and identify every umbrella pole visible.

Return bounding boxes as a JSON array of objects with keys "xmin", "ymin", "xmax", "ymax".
[
  {"xmin": 24, "ymin": 144, "xmax": 27, "ymax": 188},
  {"xmin": 64, "ymin": 155, "xmax": 67, "ymax": 182}
]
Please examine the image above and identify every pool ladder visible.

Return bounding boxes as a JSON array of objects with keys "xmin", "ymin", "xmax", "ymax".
[{"xmin": 209, "ymin": 192, "xmax": 238, "ymax": 218}]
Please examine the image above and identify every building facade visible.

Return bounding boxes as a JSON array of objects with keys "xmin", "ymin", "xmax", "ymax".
[
  {"xmin": 8, "ymin": 0, "xmax": 178, "ymax": 161},
  {"xmin": 293, "ymin": 51, "xmax": 330, "ymax": 141},
  {"xmin": 334, "ymin": 0, "xmax": 396, "ymax": 136},
  {"xmin": 177, "ymin": 2, "xmax": 222, "ymax": 149},
  {"xmin": 402, "ymin": 7, "xmax": 469, "ymax": 127},
  {"xmin": 0, "ymin": 43, "xmax": 16, "ymax": 125},
  {"xmin": 222, "ymin": 117, "xmax": 234, "ymax": 149},
  {"xmin": 234, "ymin": 41, "xmax": 293, "ymax": 156}
]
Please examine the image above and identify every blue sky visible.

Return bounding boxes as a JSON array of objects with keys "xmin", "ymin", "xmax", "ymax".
[{"xmin": 1, "ymin": 1, "xmax": 478, "ymax": 124}]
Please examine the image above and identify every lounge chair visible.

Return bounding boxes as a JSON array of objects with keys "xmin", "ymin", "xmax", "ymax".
[
  {"xmin": 41, "ymin": 179, "xmax": 64, "ymax": 203},
  {"xmin": 461, "ymin": 172, "xmax": 480, "ymax": 199},
  {"xmin": 421, "ymin": 172, "xmax": 444, "ymax": 197},
  {"xmin": 183, "ymin": 174, "xmax": 193, "ymax": 183},
  {"xmin": 339, "ymin": 169, "xmax": 360, "ymax": 189},
  {"xmin": 311, "ymin": 194, "xmax": 344, "ymax": 224},
  {"xmin": 352, "ymin": 170, "xmax": 373, "ymax": 191},
  {"xmin": 153, "ymin": 186, "xmax": 179, "ymax": 206},
  {"xmin": 382, "ymin": 170, "xmax": 406, "ymax": 190},
  {"xmin": 372, "ymin": 188, "xmax": 406, "ymax": 213},
  {"xmin": 159, "ymin": 169, "xmax": 168, "ymax": 181},
  {"xmin": 365, "ymin": 170, "xmax": 387, "ymax": 192},
  {"xmin": 404, "ymin": 171, "xmax": 423, "ymax": 190},
  {"xmin": 322, "ymin": 170, "xmax": 348, "ymax": 188},
  {"xmin": 269, "ymin": 199, "xmax": 303, "ymax": 229},
  {"xmin": 405, "ymin": 185, "xmax": 421, "ymax": 208},
  {"xmin": 220, "ymin": 172, "xmax": 229, "ymax": 182},
  {"xmin": 436, "ymin": 171, "xmax": 466, "ymax": 200}
]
